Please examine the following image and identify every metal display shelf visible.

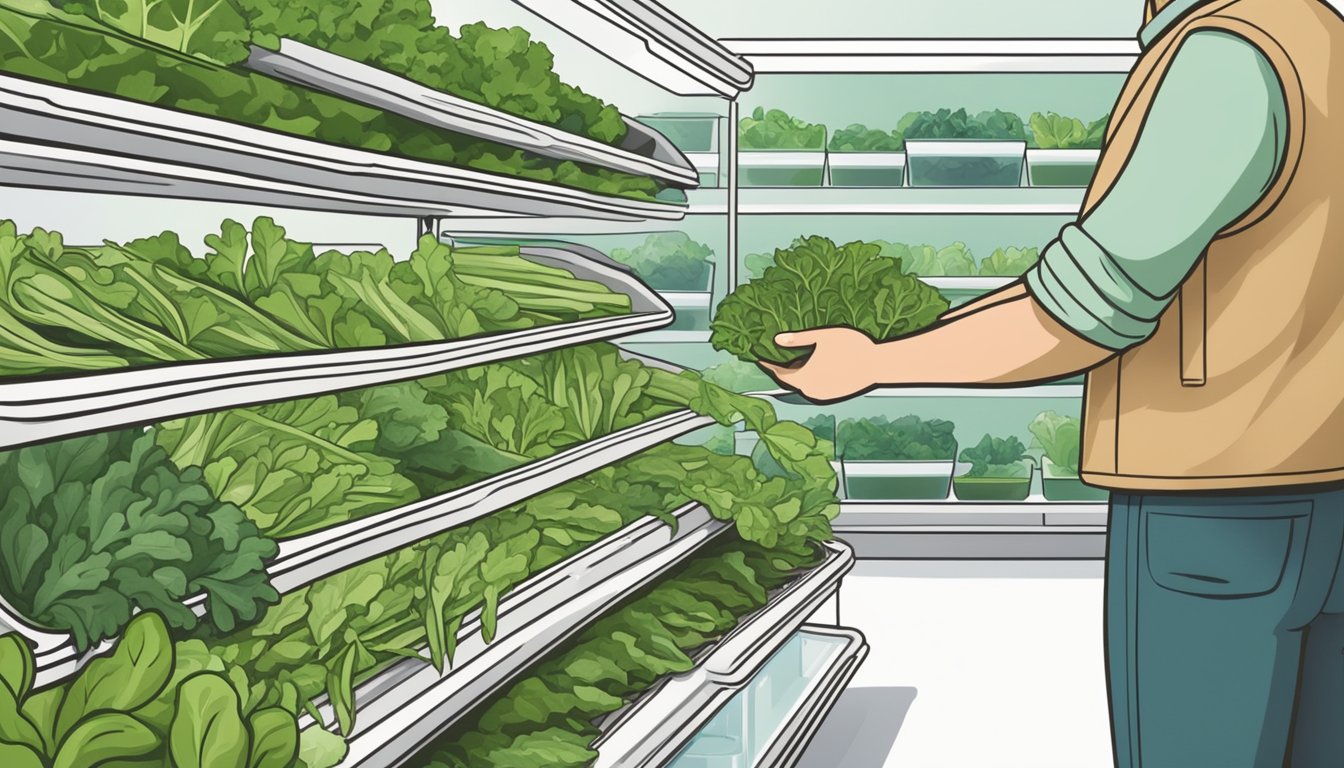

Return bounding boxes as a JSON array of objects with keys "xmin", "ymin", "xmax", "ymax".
[
  {"xmin": 688, "ymin": 188, "xmax": 1085, "ymax": 215},
  {"xmin": 0, "ymin": 75, "xmax": 686, "ymax": 221},
  {"xmin": 835, "ymin": 501, "xmax": 1108, "ymax": 560},
  {"xmin": 511, "ymin": 0, "xmax": 755, "ymax": 98},
  {"xmin": 246, "ymin": 40, "xmax": 699, "ymax": 188},
  {"xmin": 5, "ymin": 409, "xmax": 715, "ymax": 688},
  {"xmin": 593, "ymin": 541, "xmax": 859, "ymax": 767},
  {"xmin": 326, "ymin": 503, "xmax": 731, "ymax": 768},
  {"xmin": 723, "ymin": 37, "xmax": 1141, "ymax": 74},
  {"xmin": 0, "ymin": 246, "xmax": 670, "ymax": 451}
]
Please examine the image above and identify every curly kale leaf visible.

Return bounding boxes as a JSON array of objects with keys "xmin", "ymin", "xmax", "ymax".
[{"xmin": 710, "ymin": 236, "xmax": 948, "ymax": 364}]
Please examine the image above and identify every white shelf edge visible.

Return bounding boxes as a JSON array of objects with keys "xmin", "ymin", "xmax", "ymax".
[
  {"xmin": 593, "ymin": 541, "xmax": 856, "ymax": 767},
  {"xmin": 511, "ymin": 0, "xmax": 754, "ymax": 98},
  {"xmin": 20, "ymin": 408, "xmax": 716, "ymax": 688},
  {"xmin": 0, "ymin": 74, "xmax": 687, "ymax": 222},
  {"xmin": 761, "ymin": 383, "xmax": 1084, "ymax": 402},
  {"xmin": 329, "ymin": 503, "xmax": 732, "ymax": 768},
  {"xmin": 687, "ymin": 188, "xmax": 1084, "ymax": 216},
  {"xmin": 618, "ymin": 330, "xmax": 713, "ymax": 344},
  {"xmin": 0, "ymin": 245, "xmax": 671, "ymax": 450},
  {"xmin": 723, "ymin": 37, "xmax": 1140, "ymax": 74},
  {"xmin": 246, "ymin": 40, "xmax": 699, "ymax": 188}
]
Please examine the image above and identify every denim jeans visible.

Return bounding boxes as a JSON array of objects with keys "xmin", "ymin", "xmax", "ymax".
[{"xmin": 1106, "ymin": 483, "xmax": 1344, "ymax": 768}]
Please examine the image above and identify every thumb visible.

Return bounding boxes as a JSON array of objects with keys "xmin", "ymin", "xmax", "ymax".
[{"xmin": 774, "ymin": 329, "xmax": 828, "ymax": 348}]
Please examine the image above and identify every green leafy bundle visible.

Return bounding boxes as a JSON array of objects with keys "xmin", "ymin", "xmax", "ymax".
[
  {"xmin": 978, "ymin": 246, "xmax": 1039, "ymax": 276},
  {"xmin": 0, "ymin": 613, "xmax": 301, "ymax": 768},
  {"xmin": 883, "ymin": 241, "xmax": 976, "ymax": 277},
  {"xmin": 413, "ymin": 537, "xmax": 813, "ymax": 768},
  {"xmin": 1028, "ymin": 112, "xmax": 1109, "ymax": 149},
  {"xmin": 0, "ymin": 429, "xmax": 278, "ymax": 650},
  {"xmin": 609, "ymin": 233, "xmax": 715, "ymax": 292},
  {"xmin": 710, "ymin": 236, "xmax": 949, "ymax": 364},
  {"xmin": 230, "ymin": 0, "xmax": 627, "ymax": 146},
  {"xmin": 839, "ymin": 415, "xmax": 957, "ymax": 461},
  {"xmin": 699, "ymin": 359, "xmax": 778, "ymax": 394},
  {"xmin": 829, "ymin": 123, "xmax": 904, "ymax": 152},
  {"xmin": 899, "ymin": 108, "xmax": 1027, "ymax": 141},
  {"xmin": 959, "ymin": 434, "xmax": 1031, "ymax": 478},
  {"xmin": 1029, "ymin": 411, "xmax": 1082, "ymax": 474},
  {"xmin": 0, "ymin": 1, "xmax": 659, "ymax": 200},
  {"xmin": 0, "ymin": 217, "xmax": 631, "ymax": 378},
  {"xmin": 738, "ymin": 107, "xmax": 827, "ymax": 150}
]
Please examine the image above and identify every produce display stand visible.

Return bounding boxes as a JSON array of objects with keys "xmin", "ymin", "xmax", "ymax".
[
  {"xmin": 1, "ymin": 404, "xmax": 716, "ymax": 687},
  {"xmin": 0, "ymin": 245, "xmax": 672, "ymax": 450},
  {"xmin": 833, "ymin": 501, "xmax": 1109, "ymax": 559},
  {"xmin": 246, "ymin": 40, "xmax": 700, "ymax": 189},
  {"xmin": 0, "ymin": 75, "xmax": 687, "ymax": 222},
  {"xmin": 323, "ymin": 503, "xmax": 732, "ymax": 768},
  {"xmin": 592, "ymin": 542, "xmax": 862, "ymax": 767}
]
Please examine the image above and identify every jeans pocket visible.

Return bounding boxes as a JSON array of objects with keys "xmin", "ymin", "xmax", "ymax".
[{"xmin": 1145, "ymin": 501, "xmax": 1312, "ymax": 598}]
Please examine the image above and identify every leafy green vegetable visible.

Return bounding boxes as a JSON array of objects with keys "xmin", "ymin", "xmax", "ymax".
[
  {"xmin": 979, "ymin": 246, "xmax": 1039, "ymax": 276},
  {"xmin": 829, "ymin": 123, "xmax": 904, "ymax": 152},
  {"xmin": 710, "ymin": 236, "xmax": 949, "ymax": 364},
  {"xmin": 959, "ymin": 434, "xmax": 1030, "ymax": 478},
  {"xmin": 413, "ymin": 537, "xmax": 816, "ymax": 768},
  {"xmin": 0, "ymin": 1, "xmax": 660, "ymax": 200},
  {"xmin": 743, "ymin": 250, "xmax": 776, "ymax": 280},
  {"xmin": 1028, "ymin": 112, "xmax": 1109, "ymax": 149},
  {"xmin": 609, "ymin": 233, "xmax": 714, "ymax": 292},
  {"xmin": 699, "ymin": 360, "xmax": 777, "ymax": 394},
  {"xmin": 899, "ymin": 108, "xmax": 1026, "ymax": 141},
  {"xmin": 839, "ymin": 415, "xmax": 957, "ymax": 461},
  {"xmin": 0, "ymin": 429, "xmax": 278, "ymax": 650},
  {"xmin": 881, "ymin": 241, "xmax": 976, "ymax": 277},
  {"xmin": 738, "ymin": 107, "xmax": 826, "ymax": 150},
  {"xmin": 0, "ymin": 613, "xmax": 303, "ymax": 768},
  {"xmin": 232, "ymin": 1, "xmax": 627, "ymax": 145},
  {"xmin": 1028, "ymin": 411, "xmax": 1082, "ymax": 474}
]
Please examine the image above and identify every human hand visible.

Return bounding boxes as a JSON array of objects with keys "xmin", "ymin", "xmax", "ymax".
[{"xmin": 757, "ymin": 327, "xmax": 880, "ymax": 402}]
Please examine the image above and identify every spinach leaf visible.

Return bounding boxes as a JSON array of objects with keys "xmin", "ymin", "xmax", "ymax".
[{"xmin": 169, "ymin": 673, "xmax": 250, "ymax": 768}]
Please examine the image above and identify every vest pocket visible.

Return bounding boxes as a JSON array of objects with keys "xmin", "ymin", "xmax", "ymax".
[{"xmin": 1145, "ymin": 501, "xmax": 1311, "ymax": 598}]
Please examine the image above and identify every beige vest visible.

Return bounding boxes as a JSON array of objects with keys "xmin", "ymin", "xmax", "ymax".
[{"xmin": 1080, "ymin": 0, "xmax": 1344, "ymax": 491}]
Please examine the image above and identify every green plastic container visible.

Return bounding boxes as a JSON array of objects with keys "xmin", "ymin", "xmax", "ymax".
[
  {"xmin": 842, "ymin": 460, "xmax": 955, "ymax": 501},
  {"xmin": 1041, "ymin": 457, "xmax": 1110, "ymax": 501},
  {"xmin": 739, "ymin": 150, "xmax": 827, "ymax": 187},
  {"xmin": 636, "ymin": 113, "xmax": 722, "ymax": 153},
  {"xmin": 1027, "ymin": 149, "xmax": 1100, "ymax": 187},
  {"xmin": 953, "ymin": 461, "xmax": 1034, "ymax": 501},
  {"xmin": 827, "ymin": 152, "xmax": 906, "ymax": 187},
  {"xmin": 906, "ymin": 140, "xmax": 1026, "ymax": 187}
]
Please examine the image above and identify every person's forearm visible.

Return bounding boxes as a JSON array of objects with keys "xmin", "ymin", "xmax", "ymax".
[
  {"xmin": 875, "ymin": 293, "xmax": 1115, "ymax": 386},
  {"xmin": 938, "ymin": 280, "xmax": 1027, "ymax": 321}
]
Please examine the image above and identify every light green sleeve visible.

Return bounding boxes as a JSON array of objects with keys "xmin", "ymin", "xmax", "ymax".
[{"xmin": 1025, "ymin": 30, "xmax": 1288, "ymax": 351}]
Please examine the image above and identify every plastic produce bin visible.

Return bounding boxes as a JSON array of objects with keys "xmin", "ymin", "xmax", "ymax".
[
  {"xmin": 664, "ymin": 291, "xmax": 713, "ymax": 330},
  {"xmin": 842, "ymin": 460, "xmax": 955, "ymax": 501},
  {"xmin": 953, "ymin": 461, "xmax": 1035, "ymax": 501},
  {"xmin": 827, "ymin": 151, "xmax": 906, "ymax": 187},
  {"xmin": 905, "ymin": 140, "xmax": 1026, "ymax": 187},
  {"xmin": 1027, "ymin": 149, "xmax": 1100, "ymax": 187},
  {"xmin": 1041, "ymin": 457, "xmax": 1110, "ymax": 501},
  {"xmin": 739, "ymin": 150, "xmax": 827, "ymax": 187},
  {"xmin": 636, "ymin": 113, "xmax": 722, "ymax": 153}
]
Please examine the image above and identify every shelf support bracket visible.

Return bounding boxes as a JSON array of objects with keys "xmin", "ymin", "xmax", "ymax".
[{"xmin": 417, "ymin": 216, "xmax": 439, "ymax": 240}]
